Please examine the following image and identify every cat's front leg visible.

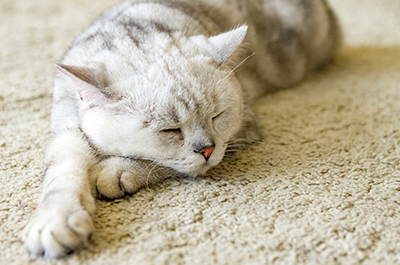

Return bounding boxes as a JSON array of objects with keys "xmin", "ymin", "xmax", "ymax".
[
  {"xmin": 24, "ymin": 128, "xmax": 98, "ymax": 258},
  {"xmin": 91, "ymin": 157, "xmax": 177, "ymax": 199}
]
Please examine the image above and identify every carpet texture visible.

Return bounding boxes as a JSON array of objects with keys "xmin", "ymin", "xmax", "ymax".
[{"xmin": 1, "ymin": 0, "xmax": 400, "ymax": 264}]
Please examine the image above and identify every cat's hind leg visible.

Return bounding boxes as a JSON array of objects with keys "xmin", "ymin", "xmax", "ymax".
[
  {"xmin": 24, "ymin": 128, "xmax": 97, "ymax": 258},
  {"xmin": 91, "ymin": 157, "xmax": 177, "ymax": 199}
]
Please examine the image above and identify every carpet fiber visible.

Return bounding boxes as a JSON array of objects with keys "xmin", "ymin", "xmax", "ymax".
[{"xmin": 1, "ymin": 0, "xmax": 400, "ymax": 264}]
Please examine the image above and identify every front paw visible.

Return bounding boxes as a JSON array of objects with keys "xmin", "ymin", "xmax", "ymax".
[
  {"xmin": 91, "ymin": 157, "xmax": 175, "ymax": 200},
  {"xmin": 91, "ymin": 157, "xmax": 144, "ymax": 199},
  {"xmin": 24, "ymin": 199, "xmax": 94, "ymax": 258}
]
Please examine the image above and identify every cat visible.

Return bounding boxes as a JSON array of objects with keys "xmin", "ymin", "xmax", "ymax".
[{"xmin": 23, "ymin": 0, "xmax": 340, "ymax": 258}]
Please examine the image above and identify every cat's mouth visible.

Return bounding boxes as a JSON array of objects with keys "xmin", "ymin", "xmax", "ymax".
[
  {"xmin": 158, "ymin": 145, "xmax": 226, "ymax": 177},
  {"xmin": 188, "ymin": 165, "xmax": 212, "ymax": 176},
  {"xmin": 166, "ymin": 156, "xmax": 216, "ymax": 177},
  {"xmin": 188, "ymin": 154, "xmax": 223, "ymax": 176}
]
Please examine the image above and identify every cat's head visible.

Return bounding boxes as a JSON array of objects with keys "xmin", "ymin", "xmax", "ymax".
[{"xmin": 56, "ymin": 26, "xmax": 247, "ymax": 176}]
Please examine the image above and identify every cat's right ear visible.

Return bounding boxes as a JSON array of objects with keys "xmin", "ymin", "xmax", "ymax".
[{"xmin": 54, "ymin": 64, "xmax": 113, "ymax": 108}]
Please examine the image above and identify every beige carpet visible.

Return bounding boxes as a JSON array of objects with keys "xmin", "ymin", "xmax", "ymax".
[{"xmin": 1, "ymin": 0, "xmax": 400, "ymax": 264}]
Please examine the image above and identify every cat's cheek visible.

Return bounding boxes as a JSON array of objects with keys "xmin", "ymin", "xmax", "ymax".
[
  {"xmin": 80, "ymin": 110, "xmax": 144, "ymax": 156},
  {"xmin": 214, "ymin": 117, "xmax": 241, "ymax": 141},
  {"xmin": 209, "ymin": 146, "xmax": 226, "ymax": 164},
  {"xmin": 80, "ymin": 109, "xmax": 112, "ymax": 149}
]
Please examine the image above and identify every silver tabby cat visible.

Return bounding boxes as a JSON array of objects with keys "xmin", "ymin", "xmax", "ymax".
[{"xmin": 24, "ymin": 0, "xmax": 340, "ymax": 258}]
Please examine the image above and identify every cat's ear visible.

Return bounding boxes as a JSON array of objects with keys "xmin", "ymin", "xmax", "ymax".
[
  {"xmin": 207, "ymin": 25, "xmax": 248, "ymax": 64},
  {"xmin": 55, "ymin": 64, "xmax": 112, "ymax": 108}
]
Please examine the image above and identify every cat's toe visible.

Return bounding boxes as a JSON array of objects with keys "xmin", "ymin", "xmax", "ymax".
[
  {"xmin": 93, "ymin": 157, "xmax": 143, "ymax": 199},
  {"xmin": 24, "ymin": 217, "xmax": 46, "ymax": 256},
  {"xmin": 24, "ymin": 209, "xmax": 94, "ymax": 258},
  {"xmin": 120, "ymin": 171, "xmax": 141, "ymax": 194},
  {"xmin": 96, "ymin": 165, "xmax": 126, "ymax": 199}
]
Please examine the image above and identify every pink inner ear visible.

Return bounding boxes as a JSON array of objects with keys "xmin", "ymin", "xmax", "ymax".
[{"xmin": 55, "ymin": 64, "xmax": 111, "ymax": 107}]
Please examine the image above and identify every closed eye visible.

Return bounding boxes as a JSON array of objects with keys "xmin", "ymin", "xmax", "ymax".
[
  {"xmin": 161, "ymin": 128, "xmax": 181, "ymax": 133},
  {"xmin": 160, "ymin": 128, "xmax": 183, "ymax": 140},
  {"xmin": 160, "ymin": 128, "xmax": 182, "ymax": 135},
  {"xmin": 212, "ymin": 111, "xmax": 225, "ymax": 120}
]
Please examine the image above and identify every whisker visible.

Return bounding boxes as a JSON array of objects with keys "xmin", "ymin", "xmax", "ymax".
[
  {"xmin": 226, "ymin": 148, "xmax": 246, "ymax": 152},
  {"xmin": 227, "ymin": 137, "xmax": 259, "ymax": 144},
  {"xmin": 145, "ymin": 161, "xmax": 165, "ymax": 188},
  {"xmin": 226, "ymin": 144, "xmax": 249, "ymax": 147},
  {"xmin": 218, "ymin": 52, "xmax": 256, "ymax": 87},
  {"xmin": 222, "ymin": 153, "xmax": 236, "ymax": 157}
]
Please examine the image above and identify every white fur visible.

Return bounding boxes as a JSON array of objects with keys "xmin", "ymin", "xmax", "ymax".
[
  {"xmin": 24, "ymin": 0, "xmax": 340, "ymax": 258},
  {"xmin": 24, "ymin": 128, "xmax": 97, "ymax": 258}
]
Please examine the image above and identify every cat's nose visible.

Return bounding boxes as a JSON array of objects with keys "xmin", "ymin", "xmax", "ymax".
[{"xmin": 195, "ymin": 145, "xmax": 215, "ymax": 161}]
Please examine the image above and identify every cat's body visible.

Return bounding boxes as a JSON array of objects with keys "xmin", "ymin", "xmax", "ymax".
[{"xmin": 24, "ymin": 0, "xmax": 340, "ymax": 258}]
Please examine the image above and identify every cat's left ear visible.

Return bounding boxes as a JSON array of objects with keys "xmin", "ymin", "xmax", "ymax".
[
  {"xmin": 192, "ymin": 25, "xmax": 248, "ymax": 64},
  {"xmin": 208, "ymin": 25, "xmax": 248, "ymax": 64}
]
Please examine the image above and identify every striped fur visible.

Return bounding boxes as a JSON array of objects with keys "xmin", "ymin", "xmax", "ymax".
[{"xmin": 24, "ymin": 0, "xmax": 340, "ymax": 258}]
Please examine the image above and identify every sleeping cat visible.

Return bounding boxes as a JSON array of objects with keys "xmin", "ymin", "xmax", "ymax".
[{"xmin": 24, "ymin": 0, "xmax": 340, "ymax": 258}]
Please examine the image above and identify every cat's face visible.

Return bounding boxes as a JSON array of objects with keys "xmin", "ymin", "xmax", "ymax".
[
  {"xmin": 57, "ymin": 26, "xmax": 248, "ymax": 176},
  {"xmin": 81, "ymin": 54, "xmax": 243, "ymax": 176}
]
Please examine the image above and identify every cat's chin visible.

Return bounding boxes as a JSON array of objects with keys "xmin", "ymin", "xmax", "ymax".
[
  {"xmin": 184, "ymin": 168, "xmax": 209, "ymax": 177},
  {"xmin": 179, "ymin": 162, "xmax": 215, "ymax": 177},
  {"xmin": 189, "ymin": 152, "xmax": 228, "ymax": 176}
]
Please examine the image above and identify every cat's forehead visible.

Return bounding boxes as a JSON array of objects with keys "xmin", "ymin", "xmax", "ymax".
[
  {"xmin": 153, "ymin": 85, "xmax": 216, "ymax": 123},
  {"xmin": 119, "ymin": 49, "xmax": 225, "ymax": 96},
  {"xmin": 121, "ymin": 70, "xmax": 222, "ymax": 127},
  {"xmin": 110, "ymin": 37, "xmax": 234, "ymax": 123}
]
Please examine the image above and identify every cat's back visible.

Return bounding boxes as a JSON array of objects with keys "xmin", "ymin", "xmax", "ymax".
[
  {"xmin": 65, "ymin": 0, "xmax": 339, "ymax": 77},
  {"xmin": 77, "ymin": 0, "xmax": 338, "ymax": 38},
  {"xmin": 97, "ymin": 0, "xmax": 339, "ymax": 92}
]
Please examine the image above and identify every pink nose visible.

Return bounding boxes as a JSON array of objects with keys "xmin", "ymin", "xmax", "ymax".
[{"xmin": 199, "ymin": 146, "xmax": 215, "ymax": 161}]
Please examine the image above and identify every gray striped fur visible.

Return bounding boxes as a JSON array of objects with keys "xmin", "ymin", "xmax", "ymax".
[{"xmin": 24, "ymin": 0, "xmax": 340, "ymax": 258}]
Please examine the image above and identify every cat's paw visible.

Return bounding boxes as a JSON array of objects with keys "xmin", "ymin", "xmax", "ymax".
[
  {"xmin": 24, "ymin": 196, "xmax": 94, "ymax": 258},
  {"xmin": 91, "ymin": 157, "xmax": 144, "ymax": 199}
]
